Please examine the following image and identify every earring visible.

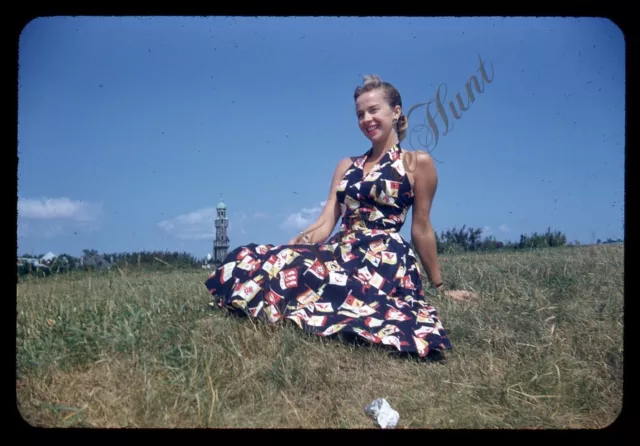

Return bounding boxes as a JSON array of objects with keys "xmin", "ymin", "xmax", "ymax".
[{"xmin": 392, "ymin": 118, "xmax": 398, "ymax": 125}]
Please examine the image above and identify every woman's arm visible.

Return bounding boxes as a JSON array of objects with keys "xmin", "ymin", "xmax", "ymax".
[
  {"xmin": 288, "ymin": 157, "xmax": 354, "ymax": 245},
  {"xmin": 410, "ymin": 152, "xmax": 479, "ymax": 302},
  {"xmin": 410, "ymin": 151, "xmax": 443, "ymax": 288}
]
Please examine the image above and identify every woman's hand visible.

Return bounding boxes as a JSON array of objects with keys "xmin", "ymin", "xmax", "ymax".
[
  {"xmin": 434, "ymin": 283, "xmax": 478, "ymax": 302},
  {"xmin": 287, "ymin": 232, "xmax": 311, "ymax": 245},
  {"xmin": 443, "ymin": 289, "xmax": 479, "ymax": 302}
]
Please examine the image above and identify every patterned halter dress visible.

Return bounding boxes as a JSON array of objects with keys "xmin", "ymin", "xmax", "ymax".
[{"xmin": 204, "ymin": 144, "xmax": 453, "ymax": 358}]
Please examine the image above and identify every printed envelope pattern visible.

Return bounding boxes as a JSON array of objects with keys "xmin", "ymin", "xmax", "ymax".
[{"xmin": 205, "ymin": 144, "xmax": 452, "ymax": 358}]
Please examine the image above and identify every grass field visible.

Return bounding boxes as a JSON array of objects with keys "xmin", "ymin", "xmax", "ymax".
[{"xmin": 16, "ymin": 244, "xmax": 624, "ymax": 429}]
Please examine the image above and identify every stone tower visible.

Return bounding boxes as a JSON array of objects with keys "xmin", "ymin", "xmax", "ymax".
[{"xmin": 213, "ymin": 198, "xmax": 229, "ymax": 264}]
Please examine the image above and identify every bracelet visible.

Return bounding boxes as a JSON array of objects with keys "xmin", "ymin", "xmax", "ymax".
[{"xmin": 433, "ymin": 281, "xmax": 444, "ymax": 289}]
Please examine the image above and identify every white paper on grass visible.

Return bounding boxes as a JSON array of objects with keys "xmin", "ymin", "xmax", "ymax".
[{"xmin": 364, "ymin": 398, "xmax": 400, "ymax": 429}]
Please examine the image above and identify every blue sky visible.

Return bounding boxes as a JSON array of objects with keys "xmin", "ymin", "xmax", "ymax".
[{"xmin": 17, "ymin": 16, "xmax": 625, "ymax": 259}]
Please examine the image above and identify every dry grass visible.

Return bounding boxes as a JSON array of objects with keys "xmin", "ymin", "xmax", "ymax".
[{"xmin": 16, "ymin": 245, "xmax": 624, "ymax": 429}]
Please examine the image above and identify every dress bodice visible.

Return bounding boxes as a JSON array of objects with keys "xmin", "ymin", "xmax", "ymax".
[{"xmin": 335, "ymin": 144, "xmax": 415, "ymax": 236}]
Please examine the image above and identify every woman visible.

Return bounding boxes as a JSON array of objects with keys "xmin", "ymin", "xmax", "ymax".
[{"xmin": 204, "ymin": 74, "xmax": 477, "ymax": 359}]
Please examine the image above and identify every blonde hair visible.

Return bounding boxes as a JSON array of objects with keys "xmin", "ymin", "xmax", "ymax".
[{"xmin": 354, "ymin": 74, "xmax": 408, "ymax": 141}]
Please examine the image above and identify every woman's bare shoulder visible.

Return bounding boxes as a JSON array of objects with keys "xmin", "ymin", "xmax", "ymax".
[{"xmin": 335, "ymin": 155, "xmax": 359, "ymax": 172}]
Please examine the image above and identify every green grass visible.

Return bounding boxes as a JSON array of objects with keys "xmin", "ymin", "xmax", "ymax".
[{"xmin": 16, "ymin": 245, "xmax": 623, "ymax": 428}]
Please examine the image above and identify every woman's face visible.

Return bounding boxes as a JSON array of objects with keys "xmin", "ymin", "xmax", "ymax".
[{"xmin": 355, "ymin": 89, "xmax": 399, "ymax": 144}]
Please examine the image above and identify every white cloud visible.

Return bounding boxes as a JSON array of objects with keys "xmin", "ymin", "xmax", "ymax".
[
  {"xmin": 158, "ymin": 207, "xmax": 216, "ymax": 240},
  {"xmin": 280, "ymin": 212, "xmax": 313, "ymax": 231},
  {"xmin": 18, "ymin": 197, "xmax": 102, "ymax": 222},
  {"xmin": 158, "ymin": 208, "xmax": 249, "ymax": 240},
  {"xmin": 300, "ymin": 206, "xmax": 322, "ymax": 214},
  {"xmin": 483, "ymin": 225, "xmax": 492, "ymax": 234},
  {"xmin": 280, "ymin": 201, "xmax": 326, "ymax": 231},
  {"xmin": 234, "ymin": 212, "xmax": 248, "ymax": 235},
  {"xmin": 499, "ymin": 224, "xmax": 510, "ymax": 233},
  {"xmin": 17, "ymin": 197, "xmax": 103, "ymax": 239}
]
